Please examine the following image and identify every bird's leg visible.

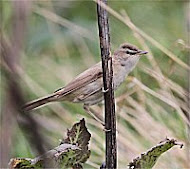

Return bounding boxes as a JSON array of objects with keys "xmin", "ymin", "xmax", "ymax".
[
  {"xmin": 83, "ymin": 104, "xmax": 105, "ymax": 126},
  {"xmin": 83, "ymin": 105, "xmax": 111, "ymax": 132}
]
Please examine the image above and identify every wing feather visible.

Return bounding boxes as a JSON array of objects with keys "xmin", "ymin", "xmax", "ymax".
[{"xmin": 55, "ymin": 62, "xmax": 102, "ymax": 97}]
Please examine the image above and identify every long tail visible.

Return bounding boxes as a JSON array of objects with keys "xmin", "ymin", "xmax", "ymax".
[{"xmin": 23, "ymin": 94, "xmax": 58, "ymax": 112}]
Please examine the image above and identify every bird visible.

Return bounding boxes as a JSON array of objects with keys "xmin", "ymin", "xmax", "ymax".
[{"xmin": 23, "ymin": 43, "xmax": 147, "ymax": 113}]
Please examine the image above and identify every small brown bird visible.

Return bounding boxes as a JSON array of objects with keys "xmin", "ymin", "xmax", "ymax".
[{"xmin": 23, "ymin": 43, "xmax": 147, "ymax": 112}]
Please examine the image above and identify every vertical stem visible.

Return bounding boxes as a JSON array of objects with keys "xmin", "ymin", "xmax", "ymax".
[{"xmin": 96, "ymin": 0, "xmax": 117, "ymax": 168}]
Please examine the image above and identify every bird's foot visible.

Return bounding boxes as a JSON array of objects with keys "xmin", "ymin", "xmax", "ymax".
[
  {"xmin": 103, "ymin": 127, "xmax": 111, "ymax": 132},
  {"xmin": 102, "ymin": 88, "xmax": 109, "ymax": 93}
]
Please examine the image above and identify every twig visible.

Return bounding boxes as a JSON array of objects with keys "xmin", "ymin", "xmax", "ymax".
[
  {"xmin": 96, "ymin": 0, "xmax": 117, "ymax": 168},
  {"xmin": 34, "ymin": 6, "xmax": 95, "ymax": 41},
  {"xmin": 130, "ymin": 77, "xmax": 190, "ymax": 125}
]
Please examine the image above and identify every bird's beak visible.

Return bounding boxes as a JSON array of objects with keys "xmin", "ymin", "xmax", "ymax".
[{"xmin": 138, "ymin": 50, "xmax": 148, "ymax": 55}]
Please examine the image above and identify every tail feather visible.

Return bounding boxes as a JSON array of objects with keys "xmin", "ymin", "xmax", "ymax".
[{"xmin": 23, "ymin": 94, "xmax": 57, "ymax": 112}]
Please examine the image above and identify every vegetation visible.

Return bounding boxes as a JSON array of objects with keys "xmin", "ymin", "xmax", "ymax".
[{"xmin": 1, "ymin": 1, "xmax": 189, "ymax": 168}]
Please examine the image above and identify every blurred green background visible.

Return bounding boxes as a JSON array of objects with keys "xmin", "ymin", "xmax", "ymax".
[{"xmin": 1, "ymin": 0, "xmax": 189, "ymax": 168}]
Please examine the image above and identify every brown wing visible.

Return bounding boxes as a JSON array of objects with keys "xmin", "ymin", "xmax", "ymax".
[{"xmin": 54, "ymin": 62, "xmax": 102, "ymax": 97}]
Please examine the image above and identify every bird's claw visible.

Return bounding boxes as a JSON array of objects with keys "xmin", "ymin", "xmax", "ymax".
[
  {"xmin": 102, "ymin": 88, "xmax": 109, "ymax": 93},
  {"xmin": 103, "ymin": 127, "xmax": 111, "ymax": 132}
]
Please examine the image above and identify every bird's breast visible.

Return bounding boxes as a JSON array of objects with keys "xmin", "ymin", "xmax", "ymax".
[
  {"xmin": 113, "ymin": 56, "xmax": 139, "ymax": 89},
  {"xmin": 113, "ymin": 65, "xmax": 128, "ymax": 89}
]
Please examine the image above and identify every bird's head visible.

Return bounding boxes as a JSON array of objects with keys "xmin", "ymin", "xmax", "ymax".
[{"xmin": 113, "ymin": 43, "xmax": 148, "ymax": 66}]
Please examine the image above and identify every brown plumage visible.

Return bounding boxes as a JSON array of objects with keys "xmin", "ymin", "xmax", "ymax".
[{"xmin": 23, "ymin": 43, "xmax": 147, "ymax": 111}]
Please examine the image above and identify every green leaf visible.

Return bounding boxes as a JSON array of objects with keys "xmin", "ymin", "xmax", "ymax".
[
  {"xmin": 62, "ymin": 118, "xmax": 91, "ymax": 165},
  {"xmin": 9, "ymin": 119, "xmax": 91, "ymax": 169},
  {"xmin": 128, "ymin": 138, "xmax": 183, "ymax": 169}
]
